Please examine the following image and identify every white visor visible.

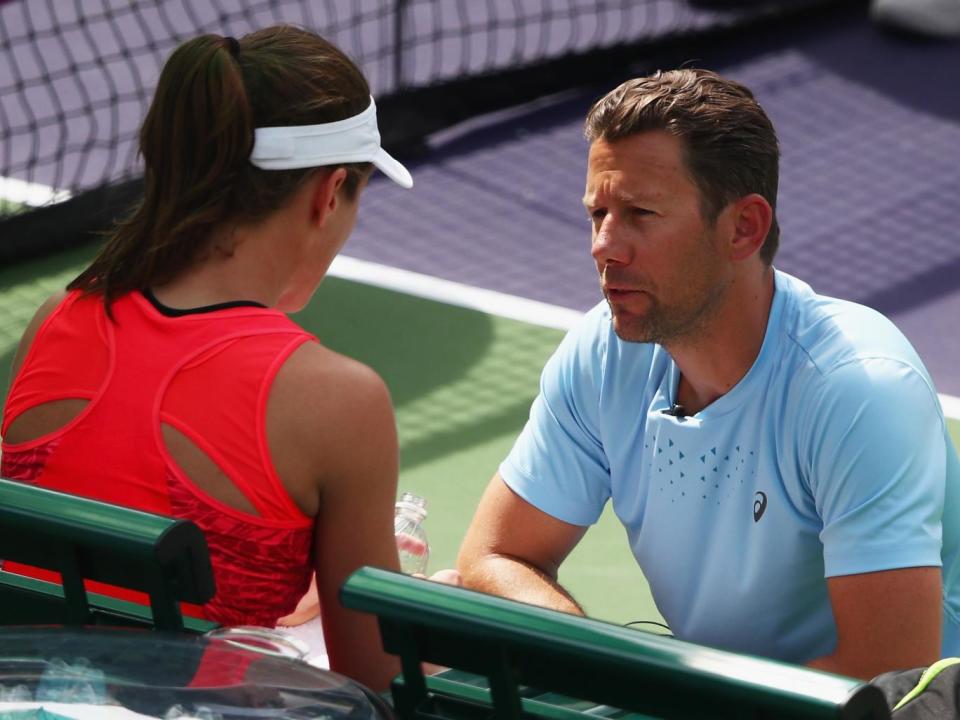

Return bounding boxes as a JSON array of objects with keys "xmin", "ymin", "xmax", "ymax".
[{"xmin": 249, "ymin": 96, "xmax": 413, "ymax": 189}]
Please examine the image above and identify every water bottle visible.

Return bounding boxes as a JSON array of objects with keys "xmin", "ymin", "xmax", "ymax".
[{"xmin": 394, "ymin": 492, "xmax": 429, "ymax": 575}]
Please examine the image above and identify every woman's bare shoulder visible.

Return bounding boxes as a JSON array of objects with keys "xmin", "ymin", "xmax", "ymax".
[
  {"xmin": 10, "ymin": 290, "xmax": 70, "ymax": 380},
  {"xmin": 267, "ymin": 340, "xmax": 395, "ymax": 459},
  {"xmin": 277, "ymin": 340, "xmax": 391, "ymax": 408}
]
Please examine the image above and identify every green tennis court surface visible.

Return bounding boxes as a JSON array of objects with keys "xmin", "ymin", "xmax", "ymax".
[{"xmin": 3, "ymin": 245, "xmax": 960, "ymax": 626}]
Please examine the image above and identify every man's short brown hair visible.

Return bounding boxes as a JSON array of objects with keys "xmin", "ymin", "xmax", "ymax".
[{"xmin": 585, "ymin": 69, "xmax": 781, "ymax": 264}]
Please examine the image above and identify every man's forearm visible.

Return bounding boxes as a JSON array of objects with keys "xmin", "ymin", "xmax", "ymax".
[
  {"xmin": 461, "ymin": 553, "xmax": 585, "ymax": 615},
  {"xmin": 808, "ymin": 642, "xmax": 939, "ymax": 681},
  {"xmin": 807, "ymin": 653, "xmax": 874, "ymax": 680},
  {"xmin": 809, "ymin": 567, "xmax": 942, "ymax": 680}
]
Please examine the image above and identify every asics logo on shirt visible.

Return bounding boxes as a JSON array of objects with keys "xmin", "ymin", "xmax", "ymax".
[{"xmin": 753, "ymin": 492, "xmax": 767, "ymax": 522}]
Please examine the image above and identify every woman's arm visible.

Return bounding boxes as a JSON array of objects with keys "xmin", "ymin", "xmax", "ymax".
[{"xmin": 269, "ymin": 343, "xmax": 401, "ymax": 691}]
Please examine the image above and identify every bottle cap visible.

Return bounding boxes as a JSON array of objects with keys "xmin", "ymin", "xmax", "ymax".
[{"xmin": 396, "ymin": 492, "xmax": 427, "ymax": 518}]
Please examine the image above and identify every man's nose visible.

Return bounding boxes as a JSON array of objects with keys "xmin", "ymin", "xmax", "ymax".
[{"xmin": 591, "ymin": 215, "xmax": 631, "ymax": 267}]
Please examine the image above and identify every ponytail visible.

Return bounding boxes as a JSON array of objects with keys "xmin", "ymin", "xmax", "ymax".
[{"xmin": 69, "ymin": 27, "xmax": 371, "ymax": 312}]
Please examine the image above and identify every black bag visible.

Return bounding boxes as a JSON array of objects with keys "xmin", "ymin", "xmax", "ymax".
[{"xmin": 872, "ymin": 659, "xmax": 960, "ymax": 718}]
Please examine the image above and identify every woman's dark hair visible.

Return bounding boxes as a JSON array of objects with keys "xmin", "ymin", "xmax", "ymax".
[
  {"xmin": 585, "ymin": 69, "xmax": 781, "ymax": 265},
  {"xmin": 69, "ymin": 25, "xmax": 373, "ymax": 307}
]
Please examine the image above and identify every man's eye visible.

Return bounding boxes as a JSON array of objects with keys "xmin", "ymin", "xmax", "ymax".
[
  {"xmin": 633, "ymin": 207, "xmax": 653, "ymax": 216},
  {"xmin": 589, "ymin": 209, "xmax": 606, "ymax": 222}
]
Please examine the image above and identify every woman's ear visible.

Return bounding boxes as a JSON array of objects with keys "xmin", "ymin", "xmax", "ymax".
[
  {"xmin": 308, "ymin": 167, "xmax": 349, "ymax": 227},
  {"xmin": 727, "ymin": 193, "xmax": 773, "ymax": 262}
]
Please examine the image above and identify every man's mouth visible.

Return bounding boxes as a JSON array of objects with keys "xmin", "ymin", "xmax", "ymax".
[{"xmin": 604, "ymin": 286, "xmax": 645, "ymax": 298}]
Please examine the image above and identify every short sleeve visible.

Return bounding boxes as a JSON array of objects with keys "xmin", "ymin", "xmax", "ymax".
[
  {"xmin": 805, "ymin": 358, "xmax": 945, "ymax": 577},
  {"xmin": 499, "ymin": 314, "xmax": 611, "ymax": 526}
]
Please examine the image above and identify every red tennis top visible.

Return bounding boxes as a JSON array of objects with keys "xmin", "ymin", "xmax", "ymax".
[{"xmin": 1, "ymin": 289, "xmax": 316, "ymax": 627}]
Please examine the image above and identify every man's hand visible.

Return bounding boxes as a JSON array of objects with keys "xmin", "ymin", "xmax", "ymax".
[
  {"xmin": 405, "ymin": 567, "xmax": 463, "ymax": 677},
  {"xmin": 457, "ymin": 474, "xmax": 587, "ymax": 614},
  {"xmin": 425, "ymin": 568, "xmax": 463, "ymax": 586},
  {"xmin": 277, "ymin": 573, "xmax": 320, "ymax": 627},
  {"xmin": 808, "ymin": 566, "xmax": 942, "ymax": 679}
]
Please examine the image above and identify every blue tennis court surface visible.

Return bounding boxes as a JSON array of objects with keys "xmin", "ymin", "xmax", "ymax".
[{"xmin": 346, "ymin": 5, "xmax": 960, "ymax": 395}]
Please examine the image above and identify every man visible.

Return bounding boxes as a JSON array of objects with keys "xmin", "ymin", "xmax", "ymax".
[{"xmin": 457, "ymin": 69, "xmax": 960, "ymax": 679}]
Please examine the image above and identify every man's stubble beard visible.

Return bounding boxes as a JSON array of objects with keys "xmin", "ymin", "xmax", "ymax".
[
  {"xmin": 604, "ymin": 238, "xmax": 730, "ymax": 346},
  {"xmin": 607, "ymin": 281, "xmax": 727, "ymax": 345}
]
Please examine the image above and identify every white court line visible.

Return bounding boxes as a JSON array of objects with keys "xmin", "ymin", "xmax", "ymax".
[
  {"xmin": 941, "ymin": 394, "xmax": 960, "ymax": 422},
  {"xmin": 329, "ymin": 254, "xmax": 960, "ymax": 421},
  {"xmin": 0, "ymin": 176, "xmax": 71, "ymax": 206},
  {"xmin": 329, "ymin": 255, "xmax": 583, "ymax": 331},
  {"xmin": 5, "ymin": 175, "xmax": 956, "ymax": 421},
  {"xmin": 330, "ymin": 255, "xmax": 960, "ymax": 420}
]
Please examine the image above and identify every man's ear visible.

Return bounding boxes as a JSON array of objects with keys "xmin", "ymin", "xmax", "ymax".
[
  {"xmin": 726, "ymin": 193, "xmax": 773, "ymax": 262},
  {"xmin": 309, "ymin": 167, "xmax": 349, "ymax": 227}
]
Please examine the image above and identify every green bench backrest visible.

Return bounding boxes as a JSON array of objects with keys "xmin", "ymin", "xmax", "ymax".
[
  {"xmin": 0, "ymin": 477, "xmax": 216, "ymax": 632},
  {"xmin": 341, "ymin": 567, "xmax": 891, "ymax": 720}
]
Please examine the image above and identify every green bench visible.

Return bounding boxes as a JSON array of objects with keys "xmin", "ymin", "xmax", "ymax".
[
  {"xmin": 0, "ymin": 477, "xmax": 216, "ymax": 632},
  {"xmin": 341, "ymin": 567, "xmax": 891, "ymax": 720}
]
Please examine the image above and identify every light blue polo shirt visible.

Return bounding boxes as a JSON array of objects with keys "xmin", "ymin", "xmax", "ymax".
[{"xmin": 501, "ymin": 269, "xmax": 960, "ymax": 663}]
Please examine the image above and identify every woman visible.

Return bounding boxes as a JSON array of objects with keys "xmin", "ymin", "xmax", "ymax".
[{"xmin": 0, "ymin": 25, "xmax": 410, "ymax": 691}]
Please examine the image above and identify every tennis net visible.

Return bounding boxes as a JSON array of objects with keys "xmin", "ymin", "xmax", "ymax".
[{"xmin": 0, "ymin": 0, "xmax": 841, "ymax": 262}]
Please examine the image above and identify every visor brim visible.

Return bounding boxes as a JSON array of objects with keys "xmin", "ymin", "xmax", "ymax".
[{"xmin": 372, "ymin": 148, "xmax": 413, "ymax": 189}]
